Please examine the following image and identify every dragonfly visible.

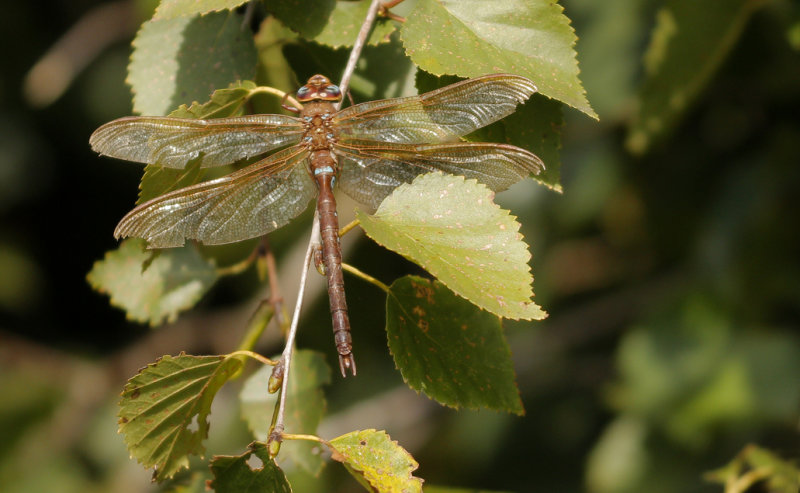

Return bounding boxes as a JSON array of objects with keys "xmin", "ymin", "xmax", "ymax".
[{"xmin": 90, "ymin": 73, "xmax": 544, "ymax": 376}]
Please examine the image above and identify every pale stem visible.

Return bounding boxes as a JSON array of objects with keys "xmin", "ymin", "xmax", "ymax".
[
  {"xmin": 342, "ymin": 262, "xmax": 390, "ymax": 293},
  {"xmin": 228, "ymin": 350, "xmax": 278, "ymax": 366},
  {"xmin": 336, "ymin": 0, "xmax": 384, "ymax": 109},
  {"xmin": 272, "ymin": 214, "xmax": 320, "ymax": 435},
  {"xmin": 272, "ymin": 0, "xmax": 384, "ymax": 442},
  {"xmin": 338, "ymin": 218, "xmax": 361, "ymax": 237},
  {"xmin": 250, "ymin": 86, "xmax": 302, "ymax": 110}
]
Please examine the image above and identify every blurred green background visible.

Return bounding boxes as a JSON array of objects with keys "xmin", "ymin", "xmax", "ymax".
[{"xmin": 1, "ymin": 0, "xmax": 798, "ymax": 492}]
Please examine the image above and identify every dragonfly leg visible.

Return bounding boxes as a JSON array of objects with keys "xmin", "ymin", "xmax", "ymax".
[{"xmin": 313, "ymin": 243, "xmax": 326, "ymax": 276}]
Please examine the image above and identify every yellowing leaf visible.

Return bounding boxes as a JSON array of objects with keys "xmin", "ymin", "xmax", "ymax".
[
  {"xmin": 357, "ymin": 173, "xmax": 546, "ymax": 320},
  {"xmin": 329, "ymin": 429, "xmax": 423, "ymax": 493},
  {"xmin": 118, "ymin": 353, "xmax": 244, "ymax": 481}
]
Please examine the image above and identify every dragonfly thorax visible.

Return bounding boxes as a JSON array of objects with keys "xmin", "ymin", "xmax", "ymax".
[{"xmin": 301, "ymin": 101, "xmax": 339, "ymax": 151}]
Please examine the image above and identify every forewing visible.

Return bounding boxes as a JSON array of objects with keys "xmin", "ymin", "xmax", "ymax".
[
  {"xmin": 333, "ymin": 74, "xmax": 537, "ymax": 144},
  {"xmin": 115, "ymin": 147, "xmax": 315, "ymax": 247},
  {"xmin": 90, "ymin": 114, "xmax": 305, "ymax": 168},
  {"xmin": 335, "ymin": 141, "xmax": 543, "ymax": 209}
]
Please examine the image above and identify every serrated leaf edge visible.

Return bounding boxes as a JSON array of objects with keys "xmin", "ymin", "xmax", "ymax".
[{"xmin": 362, "ymin": 174, "xmax": 546, "ymax": 321}]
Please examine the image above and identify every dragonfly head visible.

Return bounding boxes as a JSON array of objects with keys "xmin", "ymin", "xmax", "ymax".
[{"xmin": 297, "ymin": 75, "xmax": 342, "ymax": 103}]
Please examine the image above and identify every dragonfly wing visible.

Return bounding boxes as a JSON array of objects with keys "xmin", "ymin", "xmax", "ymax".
[
  {"xmin": 90, "ymin": 114, "xmax": 305, "ymax": 168},
  {"xmin": 335, "ymin": 141, "xmax": 543, "ymax": 209},
  {"xmin": 115, "ymin": 146, "xmax": 315, "ymax": 247},
  {"xmin": 333, "ymin": 74, "xmax": 537, "ymax": 144}
]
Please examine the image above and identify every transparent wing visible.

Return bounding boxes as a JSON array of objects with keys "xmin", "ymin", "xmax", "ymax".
[
  {"xmin": 90, "ymin": 114, "xmax": 305, "ymax": 168},
  {"xmin": 334, "ymin": 141, "xmax": 543, "ymax": 209},
  {"xmin": 333, "ymin": 74, "xmax": 537, "ymax": 144},
  {"xmin": 115, "ymin": 146, "xmax": 314, "ymax": 247}
]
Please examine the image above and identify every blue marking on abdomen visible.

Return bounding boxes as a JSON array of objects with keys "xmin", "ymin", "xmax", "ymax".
[{"xmin": 314, "ymin": 166, "xmax": 335, "ymax": 175}]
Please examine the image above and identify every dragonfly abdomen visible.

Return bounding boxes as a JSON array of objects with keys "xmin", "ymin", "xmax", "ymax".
[{"xmin": 312, "ymin": 150, "xmax": 356, "ymax": 377}]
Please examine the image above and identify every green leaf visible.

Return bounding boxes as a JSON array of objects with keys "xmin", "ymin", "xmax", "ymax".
[
  {"xmin": 329, "ymin": 429, "xmax": 423, "ymax": 493},
  {"xmin": 357, "ymin": 173, "xmax": 546, "ymax": 320},
  {"xmin": 387, "ymin": 276, "xmax": 524, "ymax": 414},
  {"xmin": 240, "ymin": 350, "xmax": 331, "ymax": 475},
  {"xmin": 401, "ymin": 0, "xmax": 596, "ymax": 119},
  {"xmin": 416, "ymin": 72, "xmax": 563, "ymax": 191},
  {"xmin": 137, "ymin": 158, "xmax": 206, "ymax": 205},
  {"xmin": 118, "ymin": 353, "xmax": 244, "ymax": 481},
  {"xmin": 266, "ymin": 0, "xmax": 396, "ymax": 47},
  {"xmin": 311, "ymin": 0, "xmax": 397, "ymax": 48},
  {"xmin": 626, "ymin": 0, "xmax": 762, "ymax": 154},
  {"xmin": 208, "ymin": 442, "xmax": 292, "ymax": 493},
  {"xmin": 705, "ymin": 444, "xmax": 800, "ymax": 493},
  {"xmin": 128, "ymin": 11, "xmax": 257, "ymax": 116},
  {"xmin": 87, "ymin": 239, "xmax": 218, "ymax": 326},
  {"xmin": 154, "ymin": 0, "xmax": 250, "ymax": 20},
  {"xmin": 136, "ymin": 81, "xmax": 258, "ymax": 205},
  {"xmin": 168, "ymin": 80, "xmax": 258, "ymax": 119}
]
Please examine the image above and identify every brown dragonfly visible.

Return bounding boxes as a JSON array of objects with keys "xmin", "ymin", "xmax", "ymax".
[{"xmin": 90, "ymin": 73, "xmax": 544, "ymax": 376}]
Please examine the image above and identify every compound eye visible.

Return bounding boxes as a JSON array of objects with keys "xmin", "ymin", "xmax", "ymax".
[
  {"xmin": 321, "ymin": 84, "xmax": 342, "ymax": 101},
  {"xmin": 296, "ymin": 86, "xmax": 312, "ymax": 101}
]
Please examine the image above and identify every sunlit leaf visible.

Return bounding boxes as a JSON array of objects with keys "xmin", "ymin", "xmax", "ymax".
[
  {"xmin": 266, "ymin": 0, "xmax": 395, "ymax": 47},
  {"xmin": 87, "ymin": 239, "xmax": 218, "ymax": 326},
  {"xmin": 329, "ymin": 429, "xmax": 423, "ymax": 493},
  {"xmin": 416, "ymin": 72, "xmax": 564, "ymax": 191},
  {"xmin": 208, "ymin": 442, "xmax": 292, "ymax": 493},
  {"xmin": 401, "ymin": 0, "xmax": 596, "ymax": 118},
  {"xmin": 357, "ymin": 173, "xmax": 546, "ymax": 320},
  {"xmin": 387, "ymin": 276, "xmax": 524, "ymax": 414},
  {"xmin": 626, "ymin": 0, "xmax": 762, "ymax": 154},
  {"xmin": 154, "ymin": 0, "xmax": 250, "ymax": 20},
  {"xmin": 118, "ymin": 353, "xmax": 244, "ymax": 481},
  {"xmin": 240, "ymin": 350, "xmax": 331, "ymax": 475},
  {"xmin": 128, "ymin": 11, "xmax": 257, "ymax": 115}
]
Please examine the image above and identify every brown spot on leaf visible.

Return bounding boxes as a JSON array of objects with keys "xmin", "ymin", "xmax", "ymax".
[{"xmin": 131, "ymin": 388, "xmax": 141, "ymax": 399}]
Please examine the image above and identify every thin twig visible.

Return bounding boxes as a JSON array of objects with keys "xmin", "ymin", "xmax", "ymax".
[
  {"xmin": 342, "ymin": 263, "xmax": 390, "ymax": 292},
  {"xmin": 270, "ymin": 0, "xmax": 385, "ymax": 448},
  {"xmin": 215, "ymin": 242, "xmax": 261, "ymax": 277},
  {"xmin": 281, "ymin": 433, "xmax": 326, "ymax": 444},
  {"xmin": 228, "ymin": 350, "xmax": 278, "ymax": 366},
  {"xmin": 250, "ymin": 86, "xmax": 302, "ymax": 110},
  {"xmin": 338, "ymin": 218, "xmax": 361, "ymax": 237},
  {"xmin": 271, "ymin": 216, "xmax": 320, "ymax": 438},
  {"xmin": 336, "ymin": 0, "xmax": 383, "ymax": 109}
]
